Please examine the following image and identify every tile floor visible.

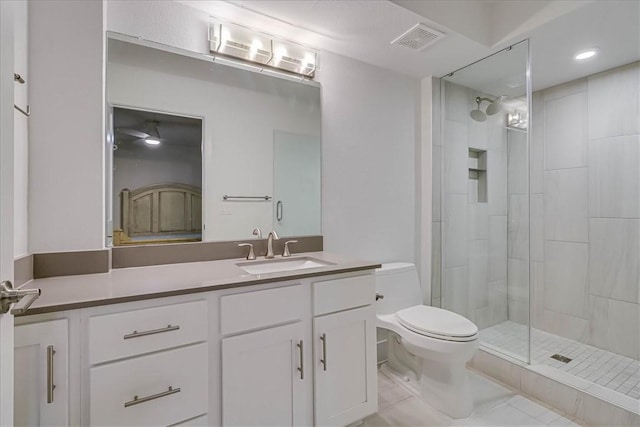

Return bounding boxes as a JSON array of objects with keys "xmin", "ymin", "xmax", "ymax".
[
  {"xmin": 480, "ymin": 321, "xmax": 640, "ymax": 400},
  {"xmin": 364, "ymin": 368, "xmax": 587, "ymax": 427}
]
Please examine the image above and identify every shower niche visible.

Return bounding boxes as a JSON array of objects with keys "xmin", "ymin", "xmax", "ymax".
[{"xmin": 468, "ymin": 148, "xmax": 487, "ymax": 202}]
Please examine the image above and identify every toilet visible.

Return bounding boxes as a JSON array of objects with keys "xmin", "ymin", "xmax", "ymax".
[{"xmin": 375, "ymin": 263, "xmax": 478, "ymax": 419}]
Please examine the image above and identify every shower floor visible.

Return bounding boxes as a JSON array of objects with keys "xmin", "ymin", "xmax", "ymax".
[{"xmin": 480, "ymin": 321, "xmax": 640, "ymax": 403}]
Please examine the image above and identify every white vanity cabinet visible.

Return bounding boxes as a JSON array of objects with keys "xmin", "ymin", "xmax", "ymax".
[
  {"xmin": 312, "ymin": 275, "xmax": 378, "ymax": 427},
  {"xmin": 220, "ymin": 283, "xmax": 313, "ymax": 427},
  {"xmin": 14, "ymin": 318, "xmax": 70, "ymax": 427},
  {"xmin": 85, "ymin": 298, "xmax": 209, "ymax": 426},
  {"xmin": 15, "ymin": 266, "xmax": 378, "ymax": 427}
]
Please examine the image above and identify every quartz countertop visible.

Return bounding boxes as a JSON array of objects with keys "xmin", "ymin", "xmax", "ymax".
[{"xmin": 18, "ymin": 252, "xmax": 380, "ymax": 315}]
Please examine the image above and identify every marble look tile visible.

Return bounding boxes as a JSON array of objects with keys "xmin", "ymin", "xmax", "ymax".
[
  {"xmin": 531, "ymin": 92, "xmax": 545, "ymax": 194},
  {"xmin": 505, "ymin": 394, "xmax": 550, "ymax": 419},
  {"xmin": 507, "ymin": 129, "xmax": 529, "ymax": 194},
  {"xmin": 588, "ymin": 218, "xmax": 640, "ymax": 304},
  {"xmin": 508, "ymin": 258, "xmax": 529, "ymax": 301},
  {"xmin": 575, "ymin": 389, "xmax": 640, "ymax": 427},
  {"xmin": 489, "ymin": 279, "xmax": 508, "ymax": 326},
  {"xmin": 469, "ymin": 370, "xmax": 517, "ymax": 415},
  {"xmin": 508, "ymin": 297, "xmax": 529, "ymax": 326},
  {"xmin": 489, "ymin": 215, "xmax": 508, "ymax": 281},
  {"xmin": 544, "ymin": 91, "xmax": 588, "ymax": 170},
  {"xmin": 454, "ymin": 402, "xmax": 542, "ymax": 426},
  {"xmin": 588, "ymin": 296, "xmax": 640, "ymax": 360},
  {"xmin": 542, "ymin": 77, "xmax": 587, "ymax": 103},
  {"xmin": 588, "ymin": 135, "xmax": 640, "ymax": 219},
  {"xmin": 488, "ymin": 112, "xmax": 507, "ymax": 152},
  {"xmin": 468, "ymin": 114, "xmax": 489, "ymax": 151},
  {"xmin": 531, "ymin": 194, "xmax": 544, "ymax": 262},
  {"xmin": 443, "ymin": 266, "xmax": 469, "ymax": 317},
  {"xmin": 444, "ymin": 119, "xmax": 469, "ymax": 195},
  {"xmin": 365, "ymin": 395, "xmax": 451, "ymax": 426},
  {"xmin": 488, "ymin": 149, "xmax": 508, "ymax": 216},
  {"xmin": 530, "ymin": 262, "xmax": 545, "ymax": 329},
  {"xmin": 431, "ymin": 222, "xmax": 442, "ymax": 300},
  {"xmin": 444, "ymin": 80, "xmax": 470, "ymax": 124},
  {"xmin": 468, "ymin": 201, "xmax": 489, "ymax": 240},
  {"xmin": 544, "ymin": 241, "xmax": 588, "ymax": 318},
  {"xmin": 537, "ymin": 309, "xmax": 589, "ymax": 344},
  {"xmin": 508, "ymin": 195, "xmax": 530, "ymax": 261},
  {"xmin": 470, "ymin": 349, "xmax": 523, "ymax": 391},
  {"xmin": 468, "ymin": 240, "xmax": 489, "ymax": 310},
  {"xmin": 432, "ymin": 145, "xmax": 442, "ymax": 221},
  {"xmin": 544, "ymin": 168, "xmax": 589, "ymax": 243},
  {"xmin": 444, "ymin": 194, "xmax": 468, "ymax": 268},
  {"xmin": 520, "ymin": 368, "xmax": 583, "ymax": 420},
  {"xmin": 377, "ymin": 381, "xmax": 412, "ymax": 410},
  {"xmin": 588, "ymin": 61, "xmax": 640, "ymax": 140}
]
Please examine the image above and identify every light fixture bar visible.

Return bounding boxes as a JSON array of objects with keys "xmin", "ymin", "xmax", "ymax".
[{"xmin": 209, "ymin": 17, "xmax": 318, "ymax": 79}]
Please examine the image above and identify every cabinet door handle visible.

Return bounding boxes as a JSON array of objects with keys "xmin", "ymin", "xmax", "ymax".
[
  {"xmin": 320, "ymin": 333, "xmax": 327, "ymax": 371},
  {"xmin": 47, "ymin": 345, "xmax": 56, "ymax": 404},
  {"xmin": 124, "ymin": 386, "xmax": 181, "ymax": 408},
  {"xmin": 123, "ymin": 324, "xmax": 180, "ymax": 340},
  {"xmin": 297, "ymin": 340, "xmax": 304, "ymax": 380}
]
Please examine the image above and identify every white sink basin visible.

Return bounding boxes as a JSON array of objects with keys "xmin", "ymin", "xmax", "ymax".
[{"xmin": 237, "ymin": 257, "xmax": 334, "ymax": 275}]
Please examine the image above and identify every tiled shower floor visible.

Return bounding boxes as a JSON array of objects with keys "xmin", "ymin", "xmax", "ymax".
[{"xmin": 480, "ymin": 321, "xmax": 640, "ymax": 401}]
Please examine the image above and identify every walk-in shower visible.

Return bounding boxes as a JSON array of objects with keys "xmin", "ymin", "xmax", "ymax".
[{"xmin": 434, "ymin": 38, "xmax": 640, "ymax": 415}]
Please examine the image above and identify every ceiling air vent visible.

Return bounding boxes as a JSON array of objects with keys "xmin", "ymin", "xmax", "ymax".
[{"xmin": 391, "ymin": 23, "xmax": 445, "ymax": 51}]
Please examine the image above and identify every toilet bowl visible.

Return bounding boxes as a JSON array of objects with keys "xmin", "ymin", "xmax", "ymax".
[{"xmin": 375, "ymin": 263, "xmax": 478, "ymax": 419}]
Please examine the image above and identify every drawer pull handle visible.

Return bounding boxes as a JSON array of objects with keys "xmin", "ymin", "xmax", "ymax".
[
  {"xmin": 320, "ymin": 333, "xmax": 327, "ymax": 371},
  {"xmin": 124, "ymin": 386, "xmax": 181, "ymax": 408},
  {"xmin": 297, "ymin": 340, "xmax": 304, "ymax": 380},
  {"xmin": 47, "ymin": 345, "xmax": 56, "ymax": 404},
  {"xmin": 123, "ymin": 324, "xmax": 180, "ymax": 340}
]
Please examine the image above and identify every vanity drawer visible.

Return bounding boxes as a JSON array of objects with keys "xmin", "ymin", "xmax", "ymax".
[
  {"xmin": 220, "ymin": 284, "xmax": 306, "ymax": 335},
  {"xmin": 90, "ymin": 343, "xmax": 208, "ymax": 427},
  {"xmin": 89, "ymin": 300, "xmax": 207, "ymax": 364},
  {"xmin": 313, "ymin": 274, "xmax": 375, "ymax": 316}
]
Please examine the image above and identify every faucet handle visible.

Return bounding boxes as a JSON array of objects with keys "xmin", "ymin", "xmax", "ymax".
[
  {"xmin": 238, "ymin": 243, "xmax": 256, "ymax": 260},
  {"xmin": 282, "ymin": 240, "xmax": 298, "ymax": 257},
  {"xmin": 252, "ymin": 228, "xmax": 262, "ymax": 239}
]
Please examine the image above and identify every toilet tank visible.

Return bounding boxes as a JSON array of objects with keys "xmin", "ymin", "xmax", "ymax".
[{"xmin": 375, "ymin": 263, "xmax": 423, "ymax": 315}]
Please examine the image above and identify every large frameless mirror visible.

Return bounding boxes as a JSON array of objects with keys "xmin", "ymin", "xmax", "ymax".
[{"xmin": 105, "ymin": 34, "xmax": 322, "ymax": 246}]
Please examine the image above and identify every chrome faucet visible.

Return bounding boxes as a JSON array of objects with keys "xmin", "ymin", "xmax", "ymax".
[{"xmin": 265, "ymin": 230, "xmax": 279, "ymax": 259}]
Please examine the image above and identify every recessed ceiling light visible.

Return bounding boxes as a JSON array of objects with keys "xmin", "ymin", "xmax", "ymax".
[
  {"xmin": 575, "ymin": 49, "xmax": 598, "ymax": 60},
  {"xmin": 144, "ymin": 138, "xmax": 161, "ymax": 146}
]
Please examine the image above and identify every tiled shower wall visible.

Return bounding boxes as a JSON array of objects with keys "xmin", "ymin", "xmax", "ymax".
[
  {"xmin": 434, "ymin": 80, "xmax": 511, "ymax": 330},
  {"xmin": 530, "ymin": 61, "xmax": 640, "ymax": 360}
]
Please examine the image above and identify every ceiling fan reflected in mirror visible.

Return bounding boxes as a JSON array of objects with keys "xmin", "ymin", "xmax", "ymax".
[{"xmin": 115, "ymin": 120, "xmax": 165, "ymax": 149}]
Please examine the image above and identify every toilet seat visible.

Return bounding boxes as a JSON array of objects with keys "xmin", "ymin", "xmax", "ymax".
[{"xmin": 395, "ymin": 305, "xmax": 478, "ymax": 342}]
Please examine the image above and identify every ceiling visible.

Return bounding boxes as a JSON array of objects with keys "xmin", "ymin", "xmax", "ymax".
[{"xmin": 177, "ymin": 0, "xmax": 639, "ymax": 91}]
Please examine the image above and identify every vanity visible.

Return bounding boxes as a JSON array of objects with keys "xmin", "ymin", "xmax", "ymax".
[{"xmin": 14, "ymin": 252, "xmax": 379, "ymax": 426}]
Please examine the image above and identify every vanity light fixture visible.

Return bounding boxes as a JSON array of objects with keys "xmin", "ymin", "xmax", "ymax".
[
  {"xmin": 574, "ymin": 48, "xmax": 598, "ymax": 61},
  {"xmin": 209, "ymin": 17, "xmax": 318, "ymax": 79}
]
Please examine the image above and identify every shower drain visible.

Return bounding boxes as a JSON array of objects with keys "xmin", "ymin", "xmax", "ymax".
[{"xmin": 550, "ymin": 354, "xmax": 572, "ymax": 363}]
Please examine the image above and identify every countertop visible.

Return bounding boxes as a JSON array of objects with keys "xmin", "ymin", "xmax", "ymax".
[{"xmin": 18, "ymin": 252, "xmax": 380, "ymax": 315}]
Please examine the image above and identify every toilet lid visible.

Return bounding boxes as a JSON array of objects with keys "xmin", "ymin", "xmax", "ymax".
[{"xmin": 396, "ymin": 305, "xmax": 478, "ymax": 341}]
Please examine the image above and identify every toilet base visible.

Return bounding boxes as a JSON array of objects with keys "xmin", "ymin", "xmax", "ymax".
[{"xmin": 382, "ymin": 335, "xmax": 475, "ymax": 419}]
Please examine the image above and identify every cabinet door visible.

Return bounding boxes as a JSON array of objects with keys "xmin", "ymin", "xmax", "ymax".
[
  {"xmin": 314, "ymin": 306, "xmax": 377, "ymax": 426},
  {"xmin": 14, "ymin": 319, "xmax": 68, "ymax": 427},
  {"xmin": 222, "ymin": 322, "xmax": 310, "ymax": 427}
]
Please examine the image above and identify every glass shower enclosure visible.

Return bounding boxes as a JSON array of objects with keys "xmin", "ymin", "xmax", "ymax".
[{"xmin": 434, "ymin": 40, "xmax": 531, "ymax": 363}]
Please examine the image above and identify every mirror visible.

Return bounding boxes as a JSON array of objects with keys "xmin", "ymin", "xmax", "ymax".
[{"xmin": 105, "ymin": 34, "xmax": 322, "ymax": 245}]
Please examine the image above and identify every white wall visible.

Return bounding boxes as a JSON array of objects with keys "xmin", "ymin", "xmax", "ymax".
[
  {"xmin": 317, "ymin": 52, "xmax": 419, "ymax": 264},
  {"xmin": 29, "ymin": 0, "xmax": 104, "ymax": 252},
  {"xmin": 28, "ymin": 0, "xmax": 421, "ymax": 266}
]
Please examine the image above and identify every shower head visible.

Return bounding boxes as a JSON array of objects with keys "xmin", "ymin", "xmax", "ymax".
[
  {"xmin": 470, "ymin": 108, "xmax": 486, "ymax": 122},
  {"xmin": 470, "ymin": 96, "xmax": 504, "ymax": 121},
  {"xmin": 470, "ymin": 97, "xmax": 487, "ymax": 122}
]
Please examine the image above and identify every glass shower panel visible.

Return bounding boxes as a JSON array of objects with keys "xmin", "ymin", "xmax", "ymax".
[{"xmin": 437, "ymin": 40, "xmax": 531, "ymax": 363}]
